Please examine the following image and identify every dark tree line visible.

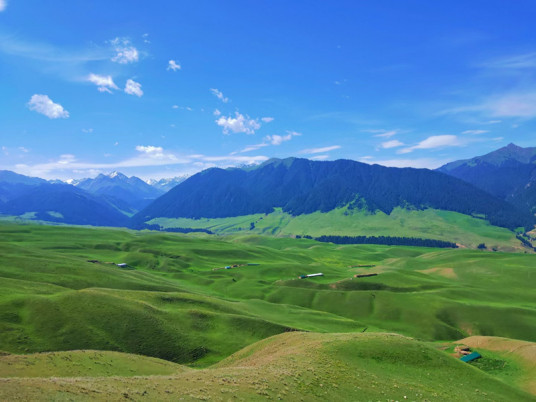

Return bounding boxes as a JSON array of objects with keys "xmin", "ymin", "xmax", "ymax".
[{"xmin": 314, "ymin": 235, "xmax": 458, "ymax": 248}]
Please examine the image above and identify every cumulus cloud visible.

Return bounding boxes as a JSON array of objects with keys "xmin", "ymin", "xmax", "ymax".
[
  {"xmin": 0, "ymin": 0, "xmax": 6, "ymax": 11},
  {"xmin": 124, "ymin": 79, "xmax": 143, "ymax": 97},
  {"xmin": 216, "ymin": 112, "xmax": 260, "ymax": 135},
  {"xmin": 300, "ymin": 145, "xmax": 341, "ymax": 154},
  {"xmin": 380, "ymin": 140, "xmax": 404, "ymax": 149},
  {"xmin": 27, "ymin": 94, "xmax": 69, "ymax": 119},
  {"xmin": 87, "ymin": 73, "xmax": 118, "ymax": 93},
  {"xmin": 265, "ymin": 131, "xmax": 300, "ymax": 145},
  {"xmin": 167, "ymin": 60, "xmax": 181, "ymax": 71},
  {"xmin": 261, "ymin": 117, "xmax": 274, "ymax": 123},
  {"xmin": 136, "ymin": 145, "xmax": 167, "ymax": 158},
  {"xmin": 213, "ymin": 109, "xmax": 221, "ymax": 116},
  {"xmin": 398, "ymin": 135, "xmax": 460, "ymax": 154},
  {"xmin": 110, "ymin": 37, "xmax": 139, "ymax": 64},
  {"xmin": 210, "ymin": 88, "xmax": 229, "ymax": 103}
]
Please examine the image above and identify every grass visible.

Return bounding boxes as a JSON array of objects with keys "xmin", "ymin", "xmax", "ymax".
[
  {"xmin": 0, "ymin": 350, "xmax": 186, "ymax": 378},
  {"xmin": 0, "ymin": 222, "xmax": 535, "ymax": 399},
  {"xmin": 150, "ymin": 206, "xmax": 526, "ymax": 251},
  {"xmin": 0, "ymin": 332, "xmax": 533, "ymax": 401}
]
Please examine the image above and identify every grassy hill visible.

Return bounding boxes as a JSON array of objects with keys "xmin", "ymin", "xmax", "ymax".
[
  {"xmin": 0, "ymin": 222, "xmax": 535, "ymax": 399},
  {"xmin": 149, "ymin": 206, "xmax": 529, "ymax": 251},
  {"xmin": 0, "ymin": 350, "xmax": 186, "ymax": 378},
  {"xmin": 0, "ymin": 332, "xmax": 533, "ymax": 401}
]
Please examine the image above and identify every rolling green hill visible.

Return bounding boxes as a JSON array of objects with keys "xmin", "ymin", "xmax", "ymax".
[
  {"xmin": 149, "ymin": 206, "xmax": 530, "ymax": 251},
  {"xmin": 0, "ymin": 332, "xmax": 533, "ymax": 401},
  {"xmin": 0, "ymin": 222, "xmax": 535, "ymax": 399}
]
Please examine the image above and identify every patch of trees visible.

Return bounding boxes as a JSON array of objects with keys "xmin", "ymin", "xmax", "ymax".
[
  {"xmin": 138, "ymin": 223, "xmax": 213, "ymax": 234},
  {"xmin": 516, "ymin": 234, "xmax": 536, "ymax": 251},
  {"xmin": 314, "ymin": 235, "xmax": 458, "ymax": 248}
]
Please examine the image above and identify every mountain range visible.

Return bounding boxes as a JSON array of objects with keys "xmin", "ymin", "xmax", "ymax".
[
  {"xmin": 1, "ymin": 144, "xmax": 535, "ymax": 240},
  {"xmin": 438, "ymin": 143, "xmax": 536, "ymax": 215},
  {"xmin": 133, "ymin": 156, "xmax": 534, "ymax": 231},
  {"xmin": 76, "ymin": 172, "xmax": 164, "ymax": 214}
]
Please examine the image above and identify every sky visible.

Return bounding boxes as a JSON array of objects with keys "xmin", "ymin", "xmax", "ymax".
[{"xmin": 1, "ymin": 0, "xmax": 536, "ymax": 180}]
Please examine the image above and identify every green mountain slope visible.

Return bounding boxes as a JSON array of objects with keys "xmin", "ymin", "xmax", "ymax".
[
  {"xmin": 0, "ymin": 332, "xmax": 533, "ymax": 401},
  {"xmin": 133, "ymin": 157, "xmax": 535, "ymax": 231}
]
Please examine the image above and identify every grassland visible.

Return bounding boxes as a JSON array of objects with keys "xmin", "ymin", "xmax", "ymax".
[
  {"xmin": 0, "ymin": 222, "xmax": 535, "ymax": 400},
  {"xmin": 1, "ymin": 332, "xmax": 534, "ymax": 401},
  {"xmin": 150, "ymin": 206, "xmax": 526, "ymax": 251}
]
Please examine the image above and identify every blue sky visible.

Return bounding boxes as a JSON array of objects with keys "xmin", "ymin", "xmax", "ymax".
[{"xmin": 1, "ymin": 0, "xmax": 536, "ymax": 180}]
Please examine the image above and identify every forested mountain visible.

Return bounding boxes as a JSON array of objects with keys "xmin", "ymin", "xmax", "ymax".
[
  {"xmin": 0, "ymin": 170, "xmax": 47, "ymax": 203},
  {"xmin": 133, "ymin": 158, "xmax": 534, "ymax": 231},
  {"xmin": 76, "ymin": 172, "xmax": 164, "ymax": 213},
  {"xmin": 438, "ymin": 143, "xmax": 536, "ymax": 214},
  {"xmin": 0, "ymin": 183, "xmax": 129, "ymax": 227}
]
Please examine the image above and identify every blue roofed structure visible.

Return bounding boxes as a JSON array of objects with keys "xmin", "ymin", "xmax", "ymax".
[{"xmin": 460, "ymin": 352, "xmax": 482, "ymax": 362}]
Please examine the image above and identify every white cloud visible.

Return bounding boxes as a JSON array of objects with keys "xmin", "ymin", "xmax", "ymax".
[
  {"xmin": 19, "ymin": 147, "xmax": 29, "ymax": 153},
  {"xmin": 82, "ymin": 128, "xmax": 93, "ymax": 133},
  {"xmin": 124, "ymin": 79, "xmax": 143, "ymax": 97},
  {"xmin": 172, "ymin": 105, "xmax": 179, "ymax": 109},
  {"xmin": 485, "ymin": 93, "xmax": 536, "ymax": 118},
  {"xmin": 363, "ymin": 129, "xmax": 400, "ymax": 138},
  {"xmin": 481, "ymin": 52, "xmax": 536, "ymax": 70},
  {"xmin": 135, "ymin": 145, "xmax": 174, "ymax": 160},
  {"xmin": 310, "ymin": 154, "xmax": 330, "ymax": 161},
  {"xmin": 375, "ymin": 130, "xmax": 399, "ymax": 138},
  {"xmin": 300, "ymin": 145, "xmax": 341, "ymax": 154},
  {"xmin": 359, "ymin": 157, "xmax": 452, "ymax": 169},
  {"xmin": 399, "ymin": 135, "xmax": 460, "ymax": 154},
  {"xmin": 261, "ymin": 117, "xmax": 274, "ymax": 123},
  {"xmin": 213, "ymin": 109, "xmax": 221, "ymax": 116},
  {"xmin": 441, "ymin": 93, "xmax": 536, "ymax": 119},
  {"xmin": 87, "ymin": 73, "xmax": 118, "ymax": 93},
  {"xmin": 233, "ymin": 131, "xmax": 300, "ymax": 154},
  {"xmin": 167, "ymin": 60, "xmax": 181, "ymax": 71},
  {"xmin": 7, "ymin": 148, "xmax": 272, "ymax": 180},
  {"xmin": 210, "ymin": 88, "xmax": 229, "ymax": 103},
  {"xmin": 0, "ymin": 0, "xmax": 6, "ymax": 11},
  {"xmin": 380, "ymin": 140, "xmax": 404, "ymax": 149},
  {"xmin": 234, "ymin": 143, "xmax": 269, "ymax": 154},
  {"xmin": 265, "ymin": 131, "xmax": 300, "ymax": 146},
  {"xmin": 216, "ymin": 112, "xmax": 260, "ymax": 135},
  {"xmin": 462, "ymin": 129, "xmax": 488, "ymax": 135},
  {"xmin": 110, "ymin": 37, "xmax": 139, "ymax": 64},
  {"xmin": 27, "ymin": 94, "xmax": 69, "ymax": 119}
]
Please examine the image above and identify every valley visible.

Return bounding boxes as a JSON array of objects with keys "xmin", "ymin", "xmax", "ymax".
[{"xmin": 0, "ymin": 222, "xmax": 535, "ymax": 399}]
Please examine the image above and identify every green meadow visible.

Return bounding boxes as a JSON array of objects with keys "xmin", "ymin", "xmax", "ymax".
[
  {"xmin": 0, "ymin": 222, "xmax": 535, "ymax": 399},
  {"xmin": 150, "ymin": 206, "xmax": 525, "ymax": 251}
]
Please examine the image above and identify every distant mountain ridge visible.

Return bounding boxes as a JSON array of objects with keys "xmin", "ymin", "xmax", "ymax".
[
  {"xmin": 146, "ymin": 176, "xmax": 189, "ymax": 192},
  {"xmin": 133, "ymin": 157, "xmax": 534, "ymax": 231},
  {"xmin": 438, "ymin": 143, "xmax": 536, "ymax": 214},
  {"xmin": 76, "ymin": 171, "xmax": 164, "ymax": 213},
  {"xmin": 0, "ymin": 183, "xmax": 128, "ymax": 226}
]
